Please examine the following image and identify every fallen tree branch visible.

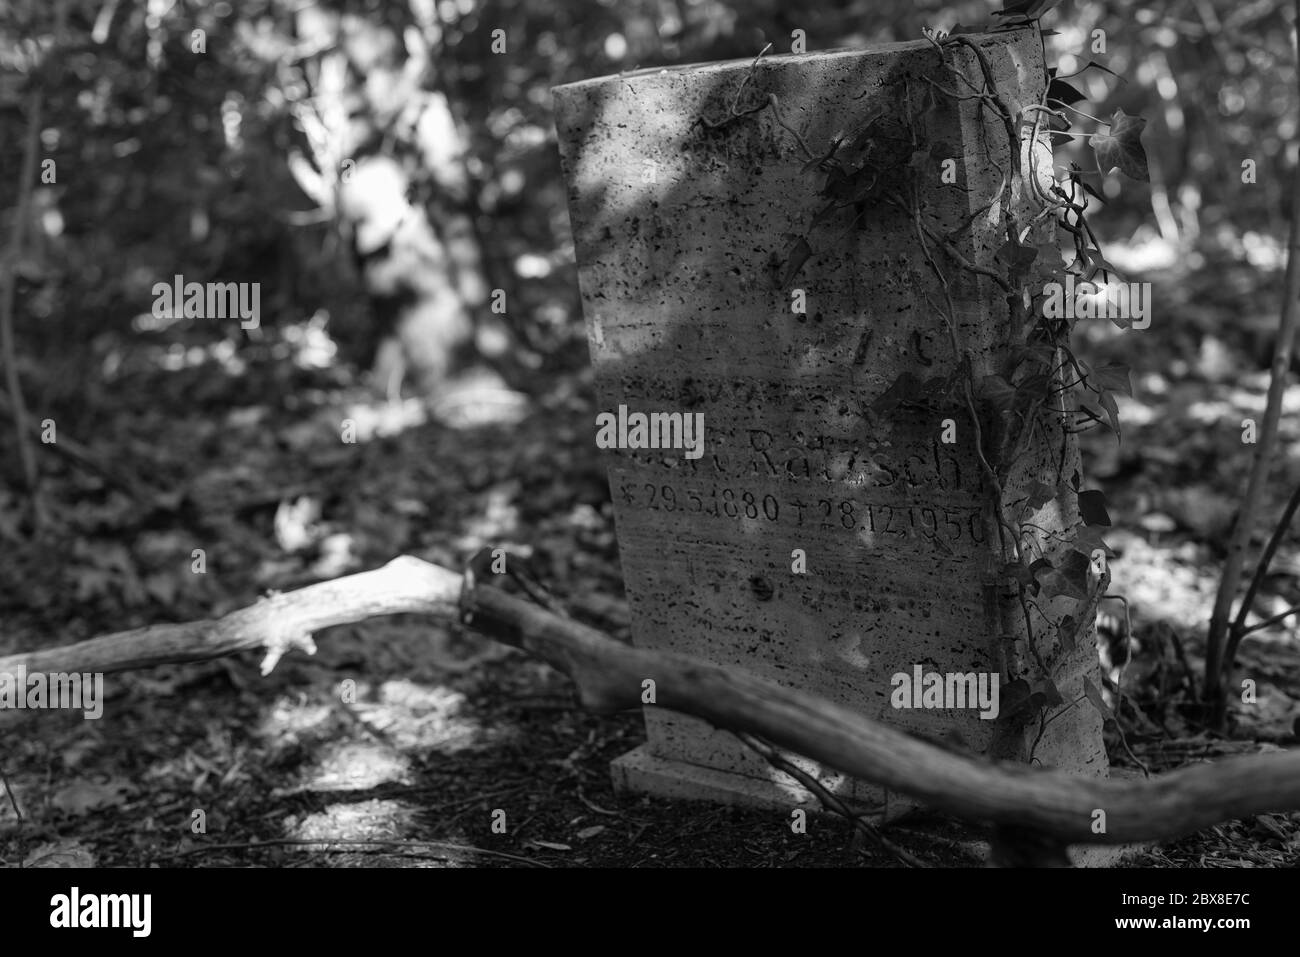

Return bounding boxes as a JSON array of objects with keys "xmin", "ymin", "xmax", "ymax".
[
  {"xmin": 0, "ymin": 556, "xmax": 458, "ymax": 677},
  {"xmin": 3, "ymin": 556, "xmax": 1299, "ymax": 849}
]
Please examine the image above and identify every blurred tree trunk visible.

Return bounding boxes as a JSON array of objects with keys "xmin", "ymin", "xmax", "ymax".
[{"xmin": 286, "ymin": 6, "xmax": 491, "ymax": 398}]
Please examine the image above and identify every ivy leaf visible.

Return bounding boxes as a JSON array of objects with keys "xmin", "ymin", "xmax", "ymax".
[
  {"xmin": 781, "ymin": 237, "xmax": 812, "ymax": 287},
  {"xmin": 1035, "ymin": 551, "xmax": 1091, "ymax": 601},
  {"xmin": 1091, "ymin": 360, "xmax": 1132, "ymax": 396},
  {"xmin": 1078, "ymin": 489, "xmax": 1111, "ymax": 526},
  {"xmin": 1003, "ymin": 560, "xmax": 1037, "ymax": 590},
  {"xmin": 852, "ymin": 328, "xmax": 873, "ymax": 366},
  {"xmin": 1046, "ymin": 77, "xmax": 1086, "ymax": 106},
  {"xmin": 837, "ymin": 110, "xmax": 884, "ymax": 158},
  {"xmin": 1026, "ymin": 480, "xmax": 1057, "ymax": 510},
  {"xmin": 1035, "ymin": 242, "xmax": 1065, "ymax": 267},
  {"xmin": 1031, "ymin": 676, "xmax": 1064, "ymax": 709},
  {"xmin": 811, "ymin": 201, "xmax": 843, "ymax": 229},
  {"xmin": 1015, "ymin": 372, "xmax": 1050, "ymax": 402},
  {"xmin": 824, "ymin": 165, "xmax": 879, "ymax": 204},
  {"xmin": 999, "ymin": 678, "xmax": 1036, "ymax": 721},
  {"xmin": 1069, "ymin": 59, "xmax": 1122, "ymax": 81},
  {"xmin": 848, "ymin": 168, "xmax": 883, "ymax": 203},
  {"xmin": 1107, "ymin": 312, "xmax": 1135, "ymax": 332},
  {"xmin": 980, "ymin": 374, "xmax": 1018, "ymax": 412},
  {"xmin": 920, "ymin": 372, "xmax": 956, "ymax": 403},
  {"xmin": 1057, "ymin": 614, "xmax": 1077, "ymax": 652},
  {"xmin": 1082, "ymin": 676, "xmax": 1115, "ymax": 722},
  {"xmin": 871, "ymin": 372, "xmax": 922, "ymax": 413},
  {"xmin": 800, "ymin": 136, "xmax": 844, "ymax": 174},
  {"xmin": 915, "ymin": 83, "xmax": 941, "ymax": 122},
  {"xmin": 1012, "ymin": 342, "xmax": 1055, "ymax": 370},
  {"xmin": 1089, "ymin": 109, "xmax": 1149, "ymax": 181},
  {"xmin": 995, "ymin": 238, "xmax": 1039, "ymax": 271},
  {"xmin": 1071, "ymin": 524, "xmax": 1112, "ymax": 557},
  {"xmin": 1098, "ymin": 389, "xmax": 1121, "ymax": 439},
  {"xmin": 819, "ymin": 165, "xmax": 848, "ymax": 198},
  {"xmin": 1085, "ymin": 257, "xmax": 1125, "ymax": 283},
  {"xmin": 992, "ymin": 0, "xmax": 1061, "ymax": 18}
]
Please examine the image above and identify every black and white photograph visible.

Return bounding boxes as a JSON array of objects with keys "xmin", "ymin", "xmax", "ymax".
[{"xmin": 0, "ymin": 0, "xmax": 1295, "ymax": 933}]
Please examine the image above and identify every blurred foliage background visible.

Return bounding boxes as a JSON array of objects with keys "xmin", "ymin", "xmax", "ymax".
[{"xmin": 1, "ymin": 0, "xmax": 1296, "ymax": 426}]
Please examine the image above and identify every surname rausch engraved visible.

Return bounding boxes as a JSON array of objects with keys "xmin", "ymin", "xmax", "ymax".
[
  {"xmin": 602, "ymin": 374, "xmax": 986, "ymax": 496},
  {"xmin": 610, "ymin": 429, "xmax": 982, "ymax": 495}
]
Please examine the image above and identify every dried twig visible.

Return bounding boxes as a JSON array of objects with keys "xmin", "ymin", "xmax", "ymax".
[
  {"xmin": 0, "ymin": 89, "xmax": 44, "ymax": 521},
  {"xmin": 1204, "ymin": 0, "xmax": 1300, "ymax": 725}
]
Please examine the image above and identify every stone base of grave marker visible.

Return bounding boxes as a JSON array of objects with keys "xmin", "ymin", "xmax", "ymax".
[
  {"xmin": 554, "ymin": 24, "xmax": 1110, "ymax": 822},
  {"xmin": 611, "ymin": 743, "xmax": 880, "ymax": 814}
]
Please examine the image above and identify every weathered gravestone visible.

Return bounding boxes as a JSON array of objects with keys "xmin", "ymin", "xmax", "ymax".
[{"xmin": 554, "ymin": 25, "xmax": 1110, "ymax": 818}]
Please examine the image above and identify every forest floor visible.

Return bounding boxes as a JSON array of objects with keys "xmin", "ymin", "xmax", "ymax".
[{"xmin": 2, "ymin": 245, "xmax": 1299, "ymax": 868}]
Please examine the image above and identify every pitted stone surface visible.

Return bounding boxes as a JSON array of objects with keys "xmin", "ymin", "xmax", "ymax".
[{"xmin": 555, "ymin": 26, "xmax": 1109, "ymax": 815}]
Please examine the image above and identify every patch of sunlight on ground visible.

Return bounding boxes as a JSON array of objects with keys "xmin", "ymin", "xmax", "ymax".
[
  {"xmin": 284, "ymin": 799, "xmax": 419, "ymax": 843},
  {"xmin": 351, "ymin": 680, "xmax": 485, "ymax": 752},
  {"xmin": 258, "ymin": 700, "xmax": 334, "ymax": 740},
  {"xmin": 296, "ymin": 739, "xmax": 414, "ymax": 792},
  {"xmin": 282, "ymin": 800, "xmax": 483, "ymax": 867},
  {"xmin": 1108, "ymin": 529, "xmax": 1217, "ymax": 637}
]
